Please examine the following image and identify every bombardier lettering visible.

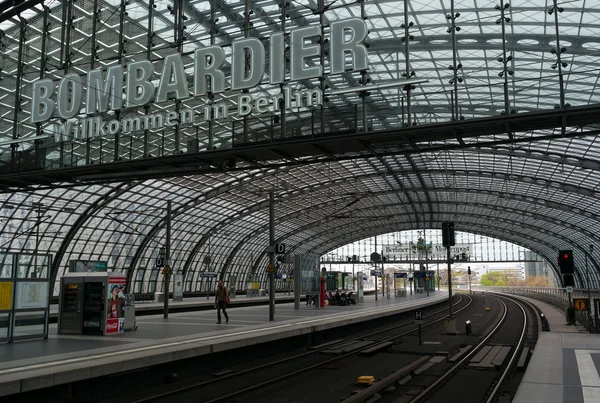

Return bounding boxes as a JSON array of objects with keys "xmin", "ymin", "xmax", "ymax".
[{"xmin": 31, "ymin": 18, "xmax": 369, "ymax": 128}]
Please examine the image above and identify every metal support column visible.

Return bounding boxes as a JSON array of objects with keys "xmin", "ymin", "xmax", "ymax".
[
  {"xmin": 280, "ymin": 1, "xmax": 287, "ymax": 139},
  {"xmin": 243, "ymin": 0, "xmax": 251, "ymax": 143},
  {"xmin": 450, "ymin": 0, "xmax": 459, "ymax": 120},
  {"xmin": 374, "ymin": 235, "xmax": 378, "ymax": 301},
  {"xmin": 587, "ymin": 244, "xmax": 594, "ymax": 333},
  {"xmin": 269, "ymin": 190, "xmax": 275, "ymax": 321},
  {"xmin": 208, "ymin": 0, "xmax": 217, "ymax": 149},
  {"xmin": 114, "ymin": 0, "xmax": 127, "ymax": 161},
  {"xmin": 447, "ymin": 246, "xmax": 453, "ymax": 319},
  {"xmin": 552, "ymin": 0, "xmax": 566, "ymax": 109},
  {"xmin": 319, "ymin": 0, "xmax": 326, "ymax": 134},
  {"xmin": 164, "ymin": 200, "xmax": 171, "ymax": 318},
  {"xmin": 499, "ymin": 0, "xmax": 510, "ymax": 114},
  {"xmin": 403, "ymin": 0, "xmax": 412, "ymax": 126},
  {"xmin": 11, "ymin": 18, "xmax": 25, "ymax": 166}
]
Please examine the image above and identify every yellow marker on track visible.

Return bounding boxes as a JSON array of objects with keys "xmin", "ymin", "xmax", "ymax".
[{"xmin": 357, "ymin": 376, "xmax": 375, "ymax": 384}]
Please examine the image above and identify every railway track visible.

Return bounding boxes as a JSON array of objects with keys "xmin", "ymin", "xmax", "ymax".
[
  {"xmin": 405, "ymin": 294, "xmax": 529, "ymax": 403},
  {"xmin": 129, "ymin": 294, "xmax": 473, "ymax": 403},
  {"xmin": 345, "ymin": 293, "xmax": 536, "ymax": 403}
]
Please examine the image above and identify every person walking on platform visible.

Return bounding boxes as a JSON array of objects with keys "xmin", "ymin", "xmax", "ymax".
[{"xmin": 215, "ymin": 280, "xmax": 229, "ymax": 324}]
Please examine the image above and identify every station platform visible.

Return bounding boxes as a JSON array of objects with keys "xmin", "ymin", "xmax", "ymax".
[
  {"xmin": 512, "ymin": 295, "xmax": 599, "ymax": 403},
  {"xmin": 0, "ymin": 291, "xmax": 447, "ymax": 397},
  {"xmin": 45, "ymin": 293, "xmax": 302, "ymax": 320}
]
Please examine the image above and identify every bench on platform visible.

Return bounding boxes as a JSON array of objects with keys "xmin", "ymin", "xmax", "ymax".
[{"xmin": 135, "ymin": 293, "xmax": 155, "ymax": 303}]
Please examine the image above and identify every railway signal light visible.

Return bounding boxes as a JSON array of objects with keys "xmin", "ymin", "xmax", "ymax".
[
  {"xmin": 563, "ymin": 274, "xmax": 575, "ymax": 287},
  {"xmin": 442, "ymin": 222, "xmax": 455, "ymax": 247},
  {"xmin": 558, "ymin": 250, "xmax": 574, "ymax": 274}
]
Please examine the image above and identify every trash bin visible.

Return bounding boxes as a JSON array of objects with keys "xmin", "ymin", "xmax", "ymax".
[
  {"xmin": 154, "ymin": 292, "xmax": 165, "ymax": 302},
  {"xmin": 123, "ymin": 306, "xmax": 137, "ymax": 331},
  {"xmin": 259, "ymin": 289, "xmax": 267, "ymax": 297},
  {"xmin": 123, "ymin": 293, "xmax": 137, "ymax": 331}
]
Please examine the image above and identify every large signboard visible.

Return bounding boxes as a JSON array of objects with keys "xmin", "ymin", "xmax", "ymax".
[
  {"xmin": 14, "ymin": 282, "xmax": 49, "ymax": 309},
  {"xmin": 30, "ymin": 18, "xmax": 369, "ymax": 144},
  {"xmin": 105, "ymin": 277, "xmax": 126, "ymax": 335},
  {"xmin": 297, "ymin": 256, "xmax": 320, "ymax": 295},
  {"xmin": 70, "ymin": 260, "xmax": 108, "ymax": 273},
  {"xmin": 382, "ymin": 244, "xmax": 472, "ymax": 260}
]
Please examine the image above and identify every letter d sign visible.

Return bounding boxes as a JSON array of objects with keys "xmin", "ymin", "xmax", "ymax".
[{"xmin": 275, "ymin": 244, "xmax": 285, "ymax": 254}]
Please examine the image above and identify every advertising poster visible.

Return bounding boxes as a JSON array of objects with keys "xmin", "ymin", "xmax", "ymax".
[
  {"xmin": 357, "ymin": 272, "xmax": 364, "ymax": 302},
  {"xmin": 173, "ymin": 274, "xmax": 183, "ymax": 300},
  {"xmin": 70, "ymin": 260, "xmax": 108, "ymax": 273},
  {"xmin": 105, "ymin": 277, "xmax": 126, "ymax": 334},
  {"xmin": 229, "ymin": 275, "xmax": 236, "ymax": 297}
]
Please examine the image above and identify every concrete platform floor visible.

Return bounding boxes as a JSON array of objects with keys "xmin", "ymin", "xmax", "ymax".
[
  {"xmin": 0, "ymin": 291, "xmax": 447, "ymax": 397},
  {"xmin": 511, "ymin": 294, "xmax": 600, "ymax": 403}
]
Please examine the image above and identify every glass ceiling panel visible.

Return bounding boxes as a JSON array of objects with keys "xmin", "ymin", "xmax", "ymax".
[{"xmin": 0, "ymin": 0, "xmax": 596, "ymax": 293}]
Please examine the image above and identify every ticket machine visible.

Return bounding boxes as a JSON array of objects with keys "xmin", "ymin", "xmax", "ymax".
[{"xmin": 58, "ymin": 272, "xmax": 127, "ymax": 335}]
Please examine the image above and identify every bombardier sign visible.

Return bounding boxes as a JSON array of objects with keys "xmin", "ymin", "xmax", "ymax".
[{"xmin": 30, "ymin": 18, "xmax": 369, "ymax": 143}]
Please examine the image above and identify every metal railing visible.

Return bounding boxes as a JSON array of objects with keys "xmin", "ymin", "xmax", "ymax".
[{"xmin": 477, "ymin": 286, "xmax": 599, "ymax": 332}]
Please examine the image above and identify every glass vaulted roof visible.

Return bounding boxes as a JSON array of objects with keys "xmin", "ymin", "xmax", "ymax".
[{"xmin": 0, "ymin": 0, "xmax": 598, "ymax": 295}]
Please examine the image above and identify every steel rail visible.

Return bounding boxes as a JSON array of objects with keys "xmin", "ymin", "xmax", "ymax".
[
  {"xmin": 409, "ymin": 296, "xmax": 511, "ymax": 403},
  {"xmin": 203, "ymin": 295, "xmax": 473, "ymax": 403},
  {"xmin": 485, "ymin": 296, "xmax": 529, "ymax": 403},
  {"xmin": 136, "ymin": 294, "xmax": 472, "ymax": 403},
  {"xmin": 341, "ymin": 356, "xmax": 432, "ymax": 403}
]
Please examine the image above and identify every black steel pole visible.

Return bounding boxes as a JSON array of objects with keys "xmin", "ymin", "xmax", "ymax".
[
  {"xmin": 447, "ymin": 246, "xmax": 453, "ymax": 319},
  {"xmin": 269, "ymin": 190, "xmax": 275, "ymax": 322},
  {"xmin": 587, "ymin": 244, "xmax": 594, "ymax": 333},
  {"xmin": 164, "ymin": 200, "xmax": 171, "ymax": 319}
]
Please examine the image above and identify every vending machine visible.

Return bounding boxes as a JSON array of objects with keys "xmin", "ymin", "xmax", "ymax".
[{"xmin": 58, "ymin": 272, "xmax": 127, "ymax": 335}]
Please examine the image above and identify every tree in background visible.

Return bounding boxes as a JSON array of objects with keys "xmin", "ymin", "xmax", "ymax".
[
  {"xmin": 480, "ymin": 272, "xmax": 508, "ymax": 286},
  {"xmin": 480, "ymin": 273, "xmax": 552, "ymax": 287},
  {"xmin": 438, "ymin": 269, "xmax": 465, "ymax": 287},
  {"xmin": 524, "ymin": 276, "xmax": 552, "ymax": 287}
]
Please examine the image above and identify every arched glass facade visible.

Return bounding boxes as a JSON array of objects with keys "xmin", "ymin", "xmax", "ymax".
[{"xmin": 0, "ymin": 1, "xmax": 597, "ymax": 295}]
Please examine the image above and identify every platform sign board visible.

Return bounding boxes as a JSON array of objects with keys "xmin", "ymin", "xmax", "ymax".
[
  {"xmin": 414, "ymin": 272, "xmax": 427, "ymax": 279},
  {"xmin": 156, "ymin": 248, "xmax": 166, "ymax": 268},
  {"xmin": 566, "ymin": 286, "xmax": 574, "ymax": 293},
  {"xmin": 294, "ymin": 255, "xmax": 320, "ymax": 310},
  {"xmin": 573, "ymin": 298, "xmax": 588, "ymax": 312},
  {"xmin": 1, "ymin": 252, "xmax": 52, "ymax": 343},
  {"xmin": 415, "ymin": 310, "xmax": 423, "ymax": 324},
  {"xmin": 395, "ymin": 273, "xmax": 407, "ymax": 278},
  {"xmin": 0, "ymin": 282, "xmax": 13, "ymax": 310},
  {"xmin": 201, "ymin": 272, "xmax": 217, "ymax": 278},
  {"xmin": 15, "ymin": 281, "xmax": 49, "ymax": 309},
  {"xmin": 382, "ymin": 243, "xmax": 472, "ymax": 260}
]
